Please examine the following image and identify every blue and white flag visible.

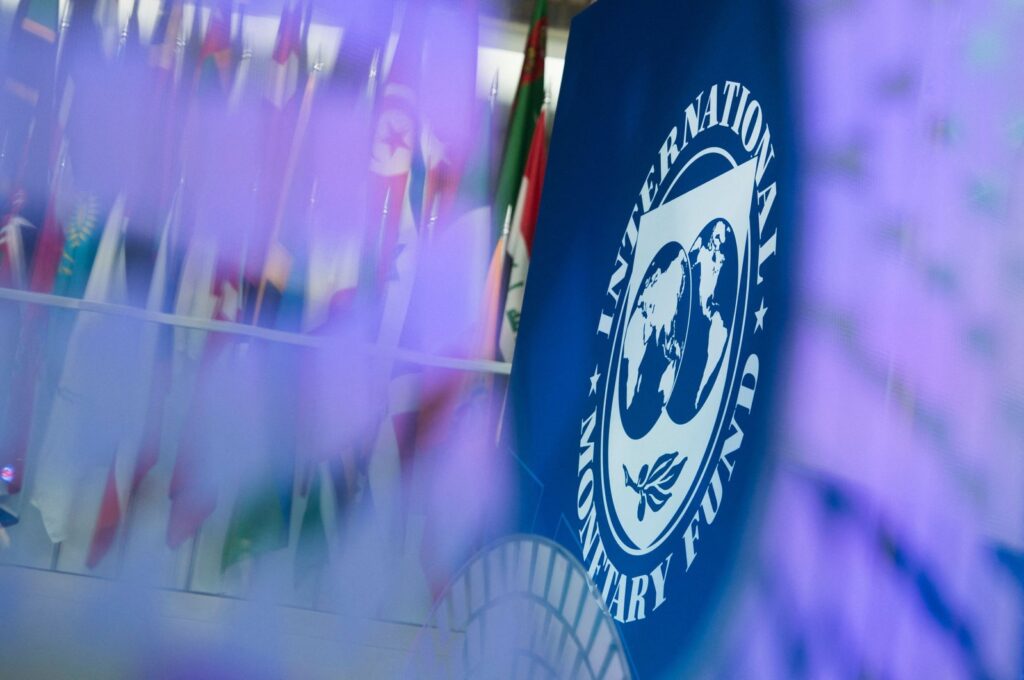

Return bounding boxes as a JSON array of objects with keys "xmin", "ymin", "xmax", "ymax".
[{"xmin": 508, "ymin": 0, "xmax": 794, "ymax": 675}]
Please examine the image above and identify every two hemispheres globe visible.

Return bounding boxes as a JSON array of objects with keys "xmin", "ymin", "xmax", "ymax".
[{"xmin": 618, "ymin": 218, "xmax": 739, "ymax": 440}]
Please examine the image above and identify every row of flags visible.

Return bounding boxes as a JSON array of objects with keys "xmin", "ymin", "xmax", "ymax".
[{"xmin": 0, "ymin": 0, "xmax": 551, "ymax": 591}]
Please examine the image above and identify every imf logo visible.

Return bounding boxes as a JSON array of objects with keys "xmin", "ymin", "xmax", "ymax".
[{"xmin": 576, "ymin": 82, "xmax": 778, "ymax": 623}]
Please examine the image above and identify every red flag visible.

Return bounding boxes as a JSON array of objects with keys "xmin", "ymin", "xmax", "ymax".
[
  {"xmin": 28, "ymin": 192, "xmax": 65, "ymax": 293},
  {"xmin": 87, "ymin": 460, "xmax": 121, "ymax": 568}
]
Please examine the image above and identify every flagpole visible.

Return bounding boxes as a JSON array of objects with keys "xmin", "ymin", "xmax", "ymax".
[
  {"xmin": 493, "ymin": 205, "xmax": 513, "ymax": 354},
  {"xmin": 493, "ymin": 239, "xmax": 513, "ymax": 445},
  {"xmin": 375, "ymin": 186, "xmax": 392, "ymax": 280},
  {"xmin": 488, "ymin": 69, "xmax": 499, "ymax": 200},
  {"xmin": 426, "ymin": 194, "xmax": 440, "ymax": 243},
  {"xmin": 367, "ymin": 49, "xmax": 380, "ymax": 102},
  {"xmin": 494, "ymin": 81, "xmax": 551, "ymax": 444}
]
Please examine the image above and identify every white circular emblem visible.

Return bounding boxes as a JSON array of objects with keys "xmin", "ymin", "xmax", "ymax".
[{"xmin": 576, "ymin": 81, "xmax": 778, "ymax": 623}]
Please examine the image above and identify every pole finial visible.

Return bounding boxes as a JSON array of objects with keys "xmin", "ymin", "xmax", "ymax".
[
  {"xmin": 490, "ymin": 69, "xmax": 500, "ymax": 106},
  {"xmin": 502, "ymin": 205, "xmax": 513, "ymax": 239}
]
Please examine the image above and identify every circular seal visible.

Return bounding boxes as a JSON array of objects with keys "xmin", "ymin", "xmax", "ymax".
[{"xmin": 575, "ymin": 81, "xmax": 778, "ymax": 624}]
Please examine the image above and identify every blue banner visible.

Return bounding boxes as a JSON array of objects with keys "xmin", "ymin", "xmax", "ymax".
[{"xmin": 509, "ymin": 0, "xmax": 794, "ymax": 675}]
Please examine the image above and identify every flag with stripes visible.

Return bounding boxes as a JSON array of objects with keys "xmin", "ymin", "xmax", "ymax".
[
  {"xmin": 492, "ymin": 0, "xmax": 546, "ymax": 242},
  {"xmin": 30, "ymin": 194, "xmax": 130, "ymax": 544},
  {"xmin": 498, "ymin": 109, "xmax": 548, "ymax": 363}
]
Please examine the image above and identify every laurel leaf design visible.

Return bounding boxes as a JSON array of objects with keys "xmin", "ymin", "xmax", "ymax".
[
  {"xmin": 646, "ymin": 485, "xmax": 670, "ymax": 512},
  {"xmin": 648, "ymin": 452, "xmax": 677, "ymax": 483},
  {"xmin": 623, "ymin": 465, "xmax": 639, "ymax": 493},
  {"xmin": 624, "ymin": 452, "xmax": 687, "ymax": 520},
  {"xmin": 653, "ymin": 458, "xmax": 686, "ymax": 493}
]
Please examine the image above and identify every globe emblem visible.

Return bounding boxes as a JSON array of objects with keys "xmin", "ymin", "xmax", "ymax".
[{"xmin": 619, "ymin": 218, "xmax": 739, "ymax": 441}]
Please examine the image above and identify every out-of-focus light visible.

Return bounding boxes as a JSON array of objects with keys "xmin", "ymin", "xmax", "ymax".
[{"xmin": 1, "ymin": 466, "xmax": 15, "ymax": 484}]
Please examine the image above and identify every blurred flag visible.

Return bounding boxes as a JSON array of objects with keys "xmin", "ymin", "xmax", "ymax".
[
  {"xmin": 0, "ymin": 186, "xmax": 62, "ymax": 499},
  {"xmin": 52, "ymin": 193, "xmax": 104, "ymax": 299},
  {"xmin": 118, "ymin": 0, "xmax": 162, "ymax": 309},
  {"xmin": 31, "ymin": 194, "xmax": 130, "ymax": 544},
  {"xmin": 219, "ymin": 3, "xmax": 317, "ymax": 572},
  {"xmin": 251, "ymin": 0, "xmax": 312, "ymax": 327},
  {"xmin": 0, "ymin": 0, "xmax": 61, "ymax": 286},
  {"xmin": 292, "ymin": 34, "xmax": 387, "ymax": 585},
  {"xmin": 165, "ymin": 257, "xmax": 244, "ymax": 548},
  {"xmin": 149, "ymin": 0, "xmax": 184, "ymax": 79},
  {"xmin": 417, "ymin": 0, "xmax": 481, "ymax": 229},
  {"xmin": 355, "ymin": 3, "xmax": 437, "ymax": 592},
  {"xmin": 197, "ymin": 1, "xmax": 234, "ymax": 92},
  {"xmin": 0, "ymin": 140, "xmax": 69, "ymax": 501},
  {"xmin": 26, "ymin": 160, "xmax": 68, "ymax": 295},
  {"xmin": 425, "ymin": 82, "xmax": 497, "ymax": 354},
  {"xmin": 498, "ymin": 109, "xmax": 547, "ymax": 363},
  {"xmin": 412, "ymin": 219, "xmax": 510, "ymax": 598},
  {"xmin": 86, "ymin": 187, "xmax": 179, "ymax": 567},
  {"xmin": 266, "ymin": 1, "xmax": 307, "ymax": 110},
  {"xmin": 220, "ymin": 292, "xmax": 308, "ymax": 572},
  {"xmin": 219, "ymin": 368, "xmax": 297, "ymax": 570},
  {"xmin": 165, "ymin": 5, "xmax": 247, "ymax": 550},
  {"xmin": 0, "ymin": 8, "xmax": 80, "ymax": 492},
  {"xmin": 293, "ymin": 256, "xmax": 365, "ymax": 584},
  {"xmin": 0, "ymin": 0, "xmax": 60, "ymax": 190},
  {"xmin": 300, "ymin": 21, "xmax": 384, "ymax": 333},
  {"xmin": 145, "ymin": 0, "xmax": 186, "ymax": 216},
  {"xmin": 412, "ymin": 95, "xmax": 510, "ymax": 596},
  {"xmin": 101, "ymin": 1, "xmax": 195, "ymax": 552},
  {"xmin": 2, "ymin": 0, "xmax": 59, "ymax": 117},
  {"xmin": 365, "ymin": 3, "xmax": 426, "ymax": 346},
  {"xmin": 492, "ymin": 0, "xmax": 546, "ymax": 242},
  {"xmin": 398, "ymin": 0, "xmax": 483, "ymax": 351},
  {"xmin": 293, "ymin": 1, "xmax": 435, "ymax": 584},
  {"xmin": 51, "ymin": 0, "xmax": 120, "ymax": 301}
]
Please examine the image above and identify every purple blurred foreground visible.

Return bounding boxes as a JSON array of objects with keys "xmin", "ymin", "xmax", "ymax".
[{"xmin": 709, "ymin": 1, "xmax": 1024, "ymax": 679}]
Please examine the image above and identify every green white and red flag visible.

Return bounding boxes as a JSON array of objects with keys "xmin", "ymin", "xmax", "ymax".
[
  {"xmin": 492, "ymin": 0, "xmax": 546, "ymax": 243},
  {"xmin": 498, "ymin": 109, "xmax": 548, "ymax": 362}
]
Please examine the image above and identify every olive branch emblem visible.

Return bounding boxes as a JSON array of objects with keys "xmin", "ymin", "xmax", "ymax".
[{"xmin": 623, "ymin": 452, "xmax": 687, "ymax": 521}]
